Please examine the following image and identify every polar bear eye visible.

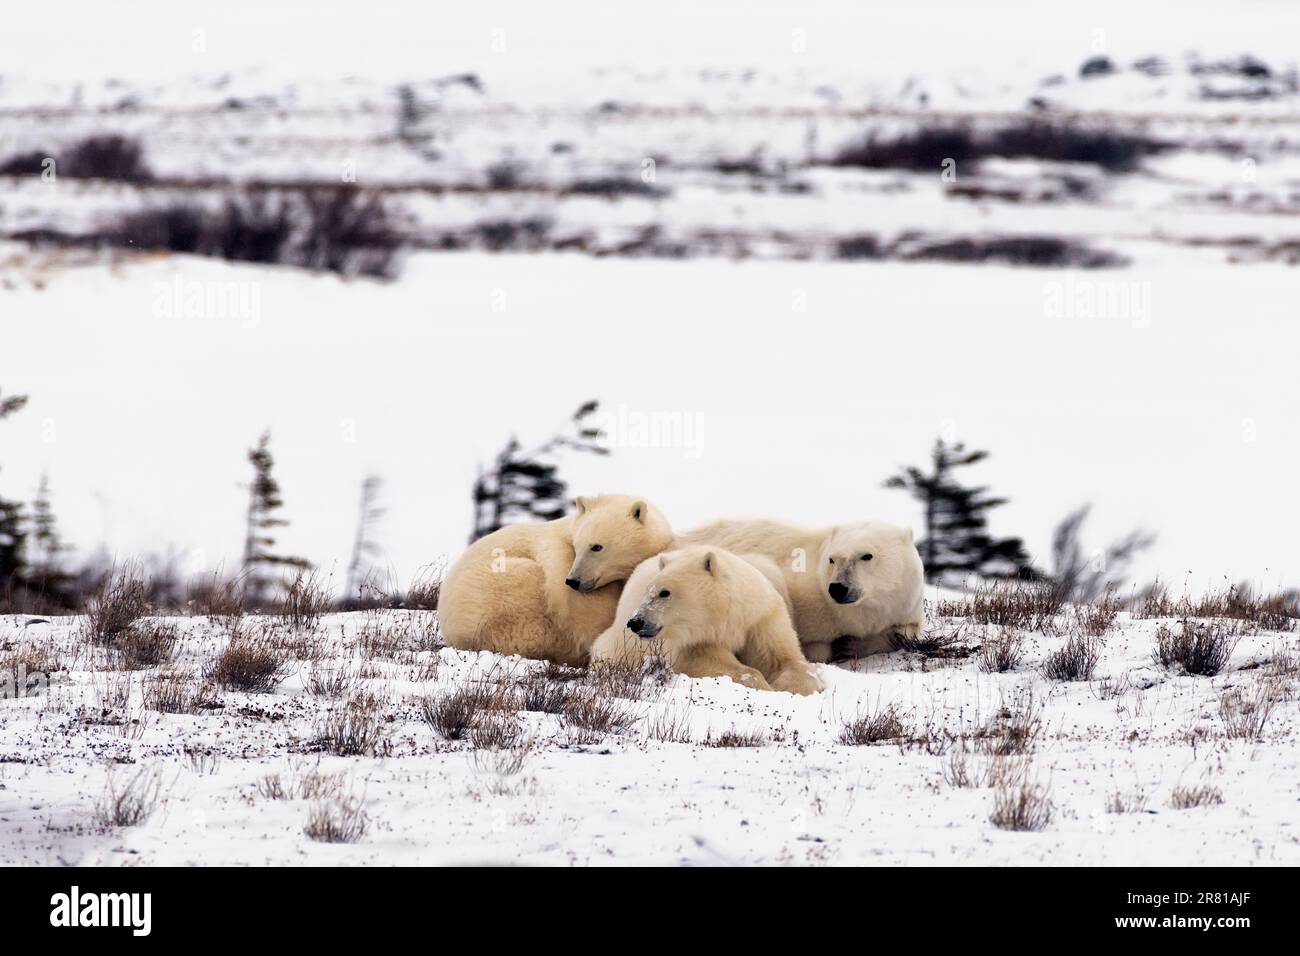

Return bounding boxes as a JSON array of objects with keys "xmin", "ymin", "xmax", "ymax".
[
  {"xmin": 590, "ymin": 544, "xmax": 603, "ymax": 552},
  {"xmin": 861, "ymin": 553, "xmax": 873, "ymax": 561},
  {"xmin": 828, "ymin": 557, "xmax": 834, "ymax": 565},
  {"xmin": 658, "ymin": 589, "xmax": 671, "ymax": 599}
]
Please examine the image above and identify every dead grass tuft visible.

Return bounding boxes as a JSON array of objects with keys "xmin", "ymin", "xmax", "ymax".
[
  {"xmin": 1153, "ymin": 619, "xmax": 1238, "ymax": 676},
  {"xmin": 1219, "ymin": 679, "xmax": 1280, "ymax": 740},
  {"xmin": 276, "ymin": 570, "xmax": 331, "ymax": 632},
  {"xmin": 0, "ymin": 645, "xmax": 60, "ymax": 696},
  {"xmin": 114, "ymin": 620, "xmax": 179, "ymax": 670},
  {"xmin": 1039, "ymin": 634, "xmax": 1101, "ymax": 682},
  {"xmin": 304, "ymin": 792, "xmax": 369, "ymax": 843},
  {"xmin": 206, "ymin": 623, "xmax": 287, "ymax": 692},
  {"xmin": 84, "ymin": 566, "xmax": 150, "ymax": 640},
  {"xmin": 94, "ymin": 766, "xmax": 163, "ymax": 827},
  {"xmin": 705, "ymin": 728, "xmax": 770, "ymax": 748},
  {"xmin": 315, "ymin": 692, "xmax": 390, "ymax": 756},
  {"xmin": 1169, "ymin": 783, "xmax": 1223, "ymax": 810},
  {"xmin": 978, "ymin": 628, "xmax": 1026, "ymax": 673},
  {"xmin": 989, "ymin": 775, "xmax": 1053, "ymax": 831},
  {"xmin": 838, "ymin": 703, "xmax": 908, "ymax": 745}
]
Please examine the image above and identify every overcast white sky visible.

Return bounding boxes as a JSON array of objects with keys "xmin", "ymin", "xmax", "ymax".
[
  {"xmin": 2, "ymin": 0, "xmax": 1297, "ymax": 596},
  {"xmin": 4, "ymin": 252, "xmax": 1297, "ymax": 595}
]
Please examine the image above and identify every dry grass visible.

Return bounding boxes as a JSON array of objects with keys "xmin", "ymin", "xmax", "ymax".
[
  {"xmin": 1219, "ymin": 679, "xmax": 1280, "ymax": 740},
  {"xmin": 404, "ymin": 561, "xmax": 445, "ymax": 611},
  {"xmin": 941, "ymin": 751, "xmax": 978, "ymax": 788},
  {"xmin": 421, "ymin": 683, "xmax": 502, "ymax": 740},
  {"xmin": 304, "ymin": 793, "xmax": 369, "ymax": 843},
  {"xmin": 1106, "ymin": 787, "xmax": 1150, "ymax": 814},
  {"xmin": 0, "ymin": 645, "xmax": 60, "ymax": 697},
  {"xmin": 645, "ymin": 706, "xmax": 693, "ymax": 743},
  {"xmin": 989, "ymin": 775, "xmax": 1053, "ymax": 831},
  {"xmin": 561, "ymin": 688, "xmax": 638, "ymax": 742},
  {"xmin": 257, "ymin": 767, "xmax": 347, "ymax": 801},
  {"xmin": 84, "ymin": 565, "xmax": 150, "ymax": 640},
  {"xmin": 963, "ymin": 581, "xmax": 1065, "ymax": 632},
  {"xmin": 1136, "ymin": 582, "xmax": 1296, "ymax": 631},
  {"xmin": 206, "ymin": 623, "xmax": 287, "ymax": 692},
  {"xmin": 978, "ymin": 692, "xmax": 1043, "ymax": 757},
  {"xmin": 189, "ymin": 574, "xmax": 246, "ymax": 622},
  {"xmin": 315, "ymin": 692, "xmax": 390, "ymax": 756},
  {"xmin": 1039, "ymin": 635, "xmax": 1101, "ymax": 682},
  {"xmin": 469, "ymin": 711, "xmax": 524, "ymax": 750},
  {"xmin": 471, "ymin": 741, "xmax": 534, "ymax": 794},
  {"xmin": 838, "ymin": 704, "xmax": 908, "ymax": 745},
  {"xmin": 306, "ymin": 664, "xmax": 357, "ymax": 698},
  {"xmin": 511, "ymin": 669, "xmax": 580, "ymax": 714},
  {"xmin": 1153, "ymin": 619, "xmax": 1239, "ymax": 676},
  {"xmin": 113, "ymin": 620, "xmax": 179, "ymax": 670},
  {"xmin": 705, "ymin": 728, "xmax": 771, "ymax": 748},
  {"xmin": 978, "ymin": 628, "xmax": 1025, "ymax": 673},
  {"xmin": 276, "ymin": 570, "xmax": 331, "ymax": 632},
  {"xmin": 1073, "ymin": 591, "xmax": 1121, "ymax": 637},
  {"xmin": 94, "ymin": 766, "xmax": 163, "ymax": 827},
  {"xmin": 141, "ymin": 668, "xmax": 219, "ymax": 714},
  {"xmin": 1169, "ymin": 783, "xmax": 1223, "ymax": 810}
]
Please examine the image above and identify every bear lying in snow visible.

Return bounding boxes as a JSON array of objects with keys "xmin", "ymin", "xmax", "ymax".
[
  {"xmin": 589, "ymin": 546, "xmax": 823, "ymax": 694},
  {"xmin": 676, "ymin": 518, "xmax": 924, "ymax": 663},
  {"xmin": 440, "ymin": 495, "xmax": 674, "ymax": 666}
]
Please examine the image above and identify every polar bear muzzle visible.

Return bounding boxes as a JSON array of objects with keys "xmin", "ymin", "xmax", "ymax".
[{"xmin": 626, "ymin": 614, "xmax": 662, "ymax": 639}]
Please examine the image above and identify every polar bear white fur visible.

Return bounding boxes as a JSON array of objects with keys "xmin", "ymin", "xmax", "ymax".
[
  {"xmin": 675, "ymin": 518, "xmax": 924, "ymax": 663},
  {"xmin": 589, "ymin": 546, "xmax": 822, "ymax": 694},
  {"xmin": 439, "ymin": 495, "xmax": 674, "ymax": 666}
]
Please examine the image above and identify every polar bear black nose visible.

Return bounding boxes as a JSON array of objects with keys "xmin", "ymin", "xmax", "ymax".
[
  {"xmin": 627, "ymin": 616, "xmax": 646, "ymax": 634},
  {"xmin": 828, "ymin": 582, "xmax": 850, "ymax": 603},
  {"xmin": 565, "ymin": 577, "xmax": 581, "ymax": 591}
]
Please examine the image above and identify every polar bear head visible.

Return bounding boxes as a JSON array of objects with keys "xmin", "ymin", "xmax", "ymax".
[
  {"xmin": 625, "ymin": 547, "xmax": 726, "ymax": 640},
  {"xmin": 818, "ymin": 521, "xmax": 923, "ymax": 609},
  {"xmin": 565, "ymin": 495, "xmax": 674, "ymax": 594}
]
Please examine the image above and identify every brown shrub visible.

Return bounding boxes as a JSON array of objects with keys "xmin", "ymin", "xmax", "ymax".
[
  {"xmin": 207, "ymin": 624, "xmax": 287, "ymax": 692},
  {"xmin": 838, "ymin": 704, "xmax": 908, "ymax": 745}
]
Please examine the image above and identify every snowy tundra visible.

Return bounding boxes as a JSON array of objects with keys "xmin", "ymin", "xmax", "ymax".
[{"xmin": 0, "ymin": 591, "xmax": 1295, "ymax": 866}]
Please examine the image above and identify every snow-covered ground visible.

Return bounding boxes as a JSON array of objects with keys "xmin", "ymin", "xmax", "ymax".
[{"xmin": 2, "ymin": 597, "xmax": 1295, "ymax": 865}]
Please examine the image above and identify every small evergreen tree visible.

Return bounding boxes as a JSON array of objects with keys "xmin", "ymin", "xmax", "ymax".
[
  {"xmin": 27, "ymin": 473, "xmax": 75, "ymax": 607},
  {"xmin": 344, "ymin": 474, "xmax": 384, "ymax": 606},
  {"xmin": 471, "ymin": 401, "xmax": 607, "ymax": 542},
  {"xmin": 884, "ymin": 438, "xmax": 1038, "ymax": 582},
  {"xmin": 241, "ymin": 430, "xmax": 309, "ymax": 603},
  {"xmin": 0, "ymin": 389, "xmax": 30, "ymax": 597}
]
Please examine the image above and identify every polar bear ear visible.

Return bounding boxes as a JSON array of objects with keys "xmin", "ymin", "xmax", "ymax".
[
  {"xmin": 629, "ymin": 500, "xmax": 647, "ymax": 523},
  {"xmin": 702, "ymin": 551, "xmax": 716, "ymax": 575},
  {"xmin": 658, "ymin": 554, "xmax": 668, "ymax": 571},
  {"xmin": 574, "ymin": 496, "xmax": 589, "ymax": 516}
]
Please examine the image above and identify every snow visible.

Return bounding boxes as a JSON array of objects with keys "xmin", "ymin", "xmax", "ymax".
[{"xmin": 1, "ymin": 602, "xmax": 1295, "ymax": 865}]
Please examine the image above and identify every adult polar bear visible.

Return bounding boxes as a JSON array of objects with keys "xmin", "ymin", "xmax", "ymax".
[
  {"xmin": 677, "ymin": 519, "xmax": 924, "ymax": 663},
  {"xmin": 440, "ymin": 495, "xmax": 674, "ymax": 666},
  {"xmin": 590, "ymin": 546, "xmax": 822, "ymax": 694}
]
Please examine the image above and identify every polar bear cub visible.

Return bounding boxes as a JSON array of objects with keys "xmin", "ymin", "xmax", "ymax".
[
  {"xmin": 589, "ymin": 546, "xmax": 823, "ymax": 695},
  {"xmin": 677, "ymin": 519, "xmax": 924, "ymax": 663},
  {"xmin": 440, "ymin": 495, "xmax": 674, "ymax": 666}
]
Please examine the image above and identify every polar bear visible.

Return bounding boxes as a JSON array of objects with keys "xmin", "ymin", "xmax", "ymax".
[
  {"xmin": 676, "ymin": 519, "xmax": 924, "ymax": 663},
  {"xmin": 439, "ymin": 495, "xmax": 674, "ymax": 666},
  {"xmin": 589, "ymin": 546, "xmax": 823, "ymax": 695}
]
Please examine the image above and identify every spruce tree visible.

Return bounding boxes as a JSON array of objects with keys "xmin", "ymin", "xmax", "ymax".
[
  {"xmin": 0, "ymin": 389, "xmax": 30, "ymax": 596},
  {"xmin": 884, "ymin": 438, "xmax": 1038, "ymax": 582},
  {"xmin": 344, "ymin": 474, "xmax": 384, "ymax": 606},
  {"xmin": 471, "ymin": 401, "xmax": 607, "ymax": 542},
  {"xmin": 241, "ymin": 430, "xmax": 309, "ymax": 603},
  {"xmin": 28, "ymin": 473, "xmax": 74, "ymax": 607}
]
